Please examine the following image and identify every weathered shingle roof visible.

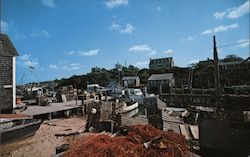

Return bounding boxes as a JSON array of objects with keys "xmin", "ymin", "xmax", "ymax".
[
  {"xmin": 148, "ymin": 73, "xmax": 173, "ymax": 81},
  {"xmin": 0, "ymin": 33, "xmax": 19, "ymax": 56},
  {"xmin": 122, "ymin": 76, "xmax": 139, "ymax": 80}
]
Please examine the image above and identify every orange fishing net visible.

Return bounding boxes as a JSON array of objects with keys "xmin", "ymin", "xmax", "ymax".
[{"xmin": 63, "ymin": 125, "xmax": 187, "ymax": 157}]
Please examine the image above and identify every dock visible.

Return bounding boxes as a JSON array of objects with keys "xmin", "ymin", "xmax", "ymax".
[{"xmin": 21, "ymin": 100, "xmax": 84, "ymax": 119}]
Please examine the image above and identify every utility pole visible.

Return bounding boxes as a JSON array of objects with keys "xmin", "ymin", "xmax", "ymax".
[
  {"xmin": 188, "ymin": 67, "xmax": 193, "ymax": 94},
  {"xmin": 213, "ymin": 35, "xmax": 221, "ymax": 110}
]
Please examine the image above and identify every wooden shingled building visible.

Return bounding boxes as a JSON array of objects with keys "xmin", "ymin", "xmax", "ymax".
[{"xmin": 0, "ymin": 33, "xmax": 19, "ymax": 113}]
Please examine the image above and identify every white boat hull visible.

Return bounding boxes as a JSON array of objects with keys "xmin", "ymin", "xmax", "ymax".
[{"xmin": 122, "ymin": 102, "xmax": 139, "ymax": 113}]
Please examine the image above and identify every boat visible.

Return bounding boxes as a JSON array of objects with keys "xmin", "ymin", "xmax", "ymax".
[
  {"xmin": 0, "ymin": 114, "xmax": 42, "ymax": 144},
  {"xmin": 106, "ymin": 82, "xmax": 124, "ymax": 98},
  {"xmin": 121, "ymin": 99, "xmax": 139, "ymax": 113},
  {"xmin": 124, "ymin": 88, "xmax": 144, "ymax": 104},
  {"xmin": 122, "ymin": 108, "xmax": 139, "ymax": 117}
]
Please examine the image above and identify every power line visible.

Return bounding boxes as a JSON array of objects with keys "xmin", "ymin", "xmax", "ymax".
[{"xmin": 218, "ymin": 40, "xmax": 250, "ymax": 48}]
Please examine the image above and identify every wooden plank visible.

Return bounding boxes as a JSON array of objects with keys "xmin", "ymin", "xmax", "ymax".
[
  {"xmin": 100, "ymin": 111, "xmax": 112, "ymax": 121},
  {"xmin": 0, "ymin": 114, "xmax": 31, "ymax": 119},
  {"xmin": 190, "ymin": 125, "xmax": 199, "ymax": 139},
  {"xmin": 21, "ymin": 100, "xmax": 83, "ymax": 116},
  {"xmin": 134, "ymin": 116, "xmax": 148, "ymax": 125},
  {"xmin": 121, "ymin": 116, "xmax": 134, "ymax": 126},
  {"xmin": 163, "ymin": 122, "xmax": 180, "ymax": 134},
  {"xmin": 181, "ymin": 110, "xmax": 189, "ymax": 117},
  {"xmin": 100, "ymin": 102, "xmax": 112, "ymax": 111},
  {"xmin": 179, "ymin": 124, "xmax": 191, "ymax": 140}
]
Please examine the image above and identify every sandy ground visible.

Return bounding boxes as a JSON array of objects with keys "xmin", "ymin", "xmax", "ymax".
[{"xmin": 0, "ymin": 116, "xmax": 89, "ymax": 157}]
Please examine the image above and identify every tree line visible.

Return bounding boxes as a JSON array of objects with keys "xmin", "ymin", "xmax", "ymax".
[{"xmin": 55, "ymin": 55, "xmax": 249, "ymax": 89}]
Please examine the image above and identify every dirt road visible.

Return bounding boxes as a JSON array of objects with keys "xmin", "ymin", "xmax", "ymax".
[{"xmin": 0, "ymin": 117, "xmax": 89, "ymax": 157}]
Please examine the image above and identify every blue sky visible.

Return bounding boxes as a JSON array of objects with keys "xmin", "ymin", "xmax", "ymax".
[{"xmin": 1, "ymin": 0, "xmax": 249, "ymax": 84}]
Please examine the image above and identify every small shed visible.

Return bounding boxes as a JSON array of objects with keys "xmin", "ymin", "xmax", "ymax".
[
  {"xmin": 148, "ymin": 73, "xmax": 174, "ymax": 94},
  {"xmin": 122, "ymin": 76, "xmax": 140, "ymax": 88},
  {"xmin": 0, "ymin": 33, "xmax": 19, "ymax": 113}
]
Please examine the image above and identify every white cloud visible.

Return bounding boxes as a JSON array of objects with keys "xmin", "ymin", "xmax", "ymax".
[
  {"xmin": 62, "ymin": 63, "xmax": 83, "ymax": 71},
  {"xmin": 66, "ymin": 50, "xmax": 74, "ymax": 55},
  {"xmin": 19, "ymin": 54, "xmax": 30, "ymax": 61},
  {"xmin": 79, "ymin": 49, "xmax": 99, "ymax": 56},
  {"xmin": 187, "ymin": 36, "xmax": 194, "ymax": 41},
  {"xmin": 1, "ymin": 20, "xmax": 8, "ymax": 32},
  {"xmin": 214, "ymin": 11, "xmax": 226, "ymax": 19},
  {"xmin": 59, "ymin": 60, "xmax": 68, "ymax": 64},
  {"xmin": 181, "ymin": 36, "xmax": 194, "ymax": 42},
  {"xmin": 148, "ymin": 50, "xmax": 157, "ymax": 56},
  {"xmin": 186, "ymin": 36, "xmax": 194, "ymax": 41},
  {"xmin": 202, "ymin": 30, "xmax": 213, "ymax": 35},
  {"xmin": 49, "ymin": 64, "xmax": 58, "ymax": 69},
  {"xmin": 49, "ymin": 62, "xmax": 83, "ymax": 71},
  {"xmin": 163, "ymin": 49, "xmax": 174, "ymax": 54},
  {"xmin": 214, "ymin": 1, "xmax": 249, "ymax": 19},
  {"xmin": 25, "ymin": 60, "xmax": 39, "ymax": 67},
  {"xmin": 42, "ymin": 0, "xmax": 56, "ymax": 8},
  {"xmin": 202, "ymin": 23, "xmax": 239, "ymax": 35},
  {"xmin": 128, "ymin": 44, "xmax": 152, "ymax": 52},
  {"xmin": 129, "ymin": 44, "xmax": 158, "ymax": 56},
  {"xmin": 105, "ymin": 0, "xmax": 128, "ymax": 9},
  {"xmin": 120, "ymin": 23, "xmax": 135, "ymax": 34},
  {"xmin": 156, "ymin": 6, "xmax": 162, "ymax": 11},
  {"xmin": 135, "ymin": 61, "xmax": 149, "ymax": 67},
  {"xmin": 67, "ymin": 66, "xmax": 80, "ymax": 70},
  {"xmin": 237, "ymin": 39, "xmax": 250, "ymax": 48},
  {"xmin": 18, "ymin": 54, "xmax": 39, "ymax": 68},
  {"xmin": 110, "ymin": 22, "xmax": 135, "ymax": 34},
  {"xmin": 70, "ymin": 63, "xmax": 81, "ymax": 67},
  {"xmin": 213, "ymin": 23, "xmax": 239, "ymax": 32},
  {"xmin": 31, "ymin": 30, "xmax": 51, "ymax": 37},
  {"xmin": 110, "ymin": 22, "xmax": 121, "ymax": 31},
  {"xmin": 227, "ymin": 1, "xmax": 250, "ymax": 19}
]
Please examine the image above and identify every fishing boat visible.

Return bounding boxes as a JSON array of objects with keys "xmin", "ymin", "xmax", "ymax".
[
  {"xmin": 0, "ymin": 114, "xmax": 42, "ymax": 144},
  {"xmin": 124, "ymin": 88, "xmax": 144, "ymax": 104},
  {"xmin": 121, "ymin": 99, "xmax": 139, "ymax": 113},
  {"xmin": 122, "ymin": 108, "xmax": 139, "ymax": 117}
]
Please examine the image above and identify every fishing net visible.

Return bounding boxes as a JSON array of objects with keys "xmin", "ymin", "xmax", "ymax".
[{"xmin": 63, "ymin": 125, "xmax": 187, "ymax": 157}]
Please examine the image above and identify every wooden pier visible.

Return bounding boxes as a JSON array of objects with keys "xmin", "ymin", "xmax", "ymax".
[
  {"xmin": 20, "ymin": 96, "xmax": 115, "ymax": 120},
  {"xmin": 21, "ymin": 100, "xmax": 85, "ymax": 119}
]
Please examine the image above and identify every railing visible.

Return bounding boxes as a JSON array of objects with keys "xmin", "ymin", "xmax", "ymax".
[{"xmin": 160, "ymin": 93, "xmax": 250, "ymax": 109}]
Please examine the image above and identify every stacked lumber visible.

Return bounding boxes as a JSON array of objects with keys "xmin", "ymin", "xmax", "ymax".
[
  {"xmin": 179, "ymin": 124, "xmax": 199, "ymax": 140},
  {"xmin": 60, "ymin": 85, "xmax": 76, "ymax": 101}
]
